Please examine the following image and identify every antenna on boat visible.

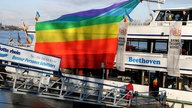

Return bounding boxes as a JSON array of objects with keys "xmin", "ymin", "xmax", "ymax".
[
  {"xmin": 143, "ymin": 0, "xmax": 165, "ymax": 4},
  {"xmin": 157, "ymin": 0, "xmax": 165, "ymax": 9},
  {"xmin": 144, "ymin": 0, "xmax": 165, "ymax": 22},
  {"xmin": 146, "ymin": 0, "xmax": 153, "ymax": 21},
  {"xmin": 157, "ymin": 0, "xmax": 161, "ymax": 9}
]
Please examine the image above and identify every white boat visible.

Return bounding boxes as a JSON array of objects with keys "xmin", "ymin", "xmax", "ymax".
[
  {"xmin": 116, "ymin": 6, "xmax": 192, "ymax": 108},
  {"xmin": 36, "ymin": 6, "xmax": 192, "ymax": 108}
]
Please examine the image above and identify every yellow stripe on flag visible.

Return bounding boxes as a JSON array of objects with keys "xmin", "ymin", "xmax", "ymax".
[{"xmin": 36, "ymin": 23, "xmax": 119, "ymax": 43}]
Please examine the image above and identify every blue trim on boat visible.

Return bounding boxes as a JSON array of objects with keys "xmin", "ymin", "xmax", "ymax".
[
  {"xmin": 0, "ymin": 53, "xmax": 8, "ymax": 57},
  {"xmin": 125, "ymin": 63, "xmax": 166, "ymax": 69},
  {"xmin": 125, "ymin": 63, "xmax": 192, "ymax": 72},
  {"xmin": 127, "ymin": 34, "xmax": 169, "ymax": 36},
  {"xmin": 127, "ymin": 34, "xmax": 192, "ymax": 37}
]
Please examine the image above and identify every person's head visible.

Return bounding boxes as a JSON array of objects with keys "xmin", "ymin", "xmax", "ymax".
[{"xmin": 183, "ymin": 10, "xmax": 187, "ymax": 15}]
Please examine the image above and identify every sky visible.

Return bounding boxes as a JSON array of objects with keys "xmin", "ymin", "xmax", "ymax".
[{"xmin": 0, "ymin": 0, "xmax": 192, "ymax": 27}]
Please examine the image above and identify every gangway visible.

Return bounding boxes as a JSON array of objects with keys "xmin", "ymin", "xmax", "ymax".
[
  {"xmin": 0, "ymin": 62, "xmax": 167, "ymax": 108},
  {"xmin": 0, "ymin": 62, "xmax": 133, "ymax": 107}
]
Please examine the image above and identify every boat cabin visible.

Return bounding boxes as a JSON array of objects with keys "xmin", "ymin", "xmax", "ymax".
[
  {"xmin": 122, "ymin": 7, "xmax": 192, "ymax": 91},
  {"xmin": 150, "ymin": 7, "xmax": 192, "ymax": 26}
]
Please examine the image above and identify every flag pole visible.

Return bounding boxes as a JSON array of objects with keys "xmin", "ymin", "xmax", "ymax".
[{"xmin": 21, "ymin": 19, "xmax": 29, "ymax": 45}]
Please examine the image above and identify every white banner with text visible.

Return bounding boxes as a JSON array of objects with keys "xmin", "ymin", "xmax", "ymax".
[
  {"xmin": 116, "ymin": 19, "xmax": 128, "ymax": 71},
  {"xmin": 167, "ymin": 22, "xmax": 182, "ymax": 77},
  {"xmin": 0, "ymin": 44, "xmax": 61, "ymax": 71}
]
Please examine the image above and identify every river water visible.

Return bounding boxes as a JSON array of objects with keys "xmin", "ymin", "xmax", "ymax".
[
  {"xmin": 0, "ymin": 89, "xmax": 108, "ymax": 108},
  {"xmin": 0, "ymin": 89, "xmax": 73, "ymax": 108},
  {"xmin": 0, "ymin": 31, "xmax": 27, "ymax": 45}
]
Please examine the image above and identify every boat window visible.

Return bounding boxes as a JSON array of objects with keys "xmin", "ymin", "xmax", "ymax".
[
  {"xmin": 189, "ymin": 10, "xmax": 192, "ymax": 20},
  {"xmin": 126, "ymin": 39, "xmax": 192, "ymax": 55},
  {"xmin": 156, "ymin": 11, "xmax": 165, "ymax": 21},
  {"xmin": 181, "ymin": 40, "xmax": 192, "ymax": 55},
  {"xmin": 126, "ymin": 39, "xmax": 169, "ymax": 54},
  {"xmin": 165, "ymin": 75, "xmax": 177, "ymax": 89},
  {"xmin": 155, "ymin": 10, "xmax": 188, "ymax": 21},
  {"xmin": 163, "ymin": 74, "xmax": 192, "ymax": 91},
  {"xmin": 126, "ymin": 39, "xmax": 148, "ymax": 52},
  {"xmin": 154, "ymin": 40, "xmax": 167, "ymax": 54},
  {"xmin": 107, "ymin": 69, "xmax": 143, "ymax": 84}
]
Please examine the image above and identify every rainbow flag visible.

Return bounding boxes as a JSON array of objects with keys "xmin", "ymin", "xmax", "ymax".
[
  {"xmin": 17, "ymin": 32, "xmax": 21, "ymax": 44},
  {"xmin": 35, "ymin": 11, "xmax": 40, "ymax": 21},
  {"xmin": 153, "ymin": 78, "xmax": 158, "ymax": 87},
  {"xmin": 35, "ymin": 0, "xmax": 140, "ymax": 68},
  {"xmin": 23, "ymin": 22, "xmax": 28, "ymax": 33},
  {"xmin": 26, "ymin": 34, "xmax": 34, "ymax": 44},
  {"xmin": 9, "ymin": 32, "xmax": 13, "ymax": 42}
]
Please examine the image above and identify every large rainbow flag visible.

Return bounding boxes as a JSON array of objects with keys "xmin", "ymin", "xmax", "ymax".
[{"xmin": 35, "ymin": 0, "xmax": 141, "ymax": 68}]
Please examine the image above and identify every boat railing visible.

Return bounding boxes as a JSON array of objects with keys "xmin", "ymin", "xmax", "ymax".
[
  {"xmin": 133, "ymin": 90, "xmax": 167, "ymax": 107},
  {"xmin": 150, "ymin": 20, "xmax": 192, "ymax": 26},
  {"xmin": 129, "ymin": 20, "xmax": 145, "ymax": 26},
  {"xmin": 186, "ymin": 20, "xmax": 192, "ymax": 26}
]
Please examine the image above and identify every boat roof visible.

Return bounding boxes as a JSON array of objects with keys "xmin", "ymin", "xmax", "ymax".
[{"xmin": 153, "ymin": 7, "xmax": 192, "ymax": 12}]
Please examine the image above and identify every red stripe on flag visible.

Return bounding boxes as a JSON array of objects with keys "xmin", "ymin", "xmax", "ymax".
[{"xmin": 35, "ymin": 38, "xmax": 117, "ymax": 68}]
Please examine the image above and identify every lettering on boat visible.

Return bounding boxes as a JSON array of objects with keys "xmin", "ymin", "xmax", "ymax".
[{"xmin": 128, "ymin": 57, "xmax": 161, "ymax": 65}]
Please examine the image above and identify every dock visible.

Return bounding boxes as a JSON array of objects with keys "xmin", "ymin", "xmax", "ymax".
[{"xmin": 0, "ymin": 64, "xmax": 168, "ymax": 108}]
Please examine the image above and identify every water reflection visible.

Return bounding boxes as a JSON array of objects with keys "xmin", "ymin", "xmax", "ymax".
[
  {"xmin": 0, "ymin": 90, "xmax": 110, "ymax": 108},
  {"xmin": 0, "ymin": 90, "xmax": 73, "ymax": 108}
]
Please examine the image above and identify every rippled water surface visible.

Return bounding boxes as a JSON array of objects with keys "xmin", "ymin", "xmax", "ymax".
[{"xmin": 0, "ymin": 89, "xmax": 74, "ymax": 108}]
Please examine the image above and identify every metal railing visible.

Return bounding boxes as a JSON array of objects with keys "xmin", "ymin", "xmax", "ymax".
[
  {"xmin": 133, "ymin": 90, "xmax": 167, "ymax": 107},
  {"xmin": 0, "ymin": 62, "xmax": 170, "ymax": 107},
  {"xmin": 0, "ymin": 63, "xmax": 135, "ymax": 107}
]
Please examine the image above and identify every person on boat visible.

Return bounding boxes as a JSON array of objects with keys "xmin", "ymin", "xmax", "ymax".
[
  {"xmin": 182, "ymin": 43, "xmax": 188, "ymax": 55},
  {"xmin": 52, "ymin": 69, "xmax": 62, "ymax": 89},
  {"xmin": 125, "ymin": 81, "xmax": 134, "ymax": 100},
  {"xmin": 181, "ymin": 10, "xmax": 188, "ymax": 25}
]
